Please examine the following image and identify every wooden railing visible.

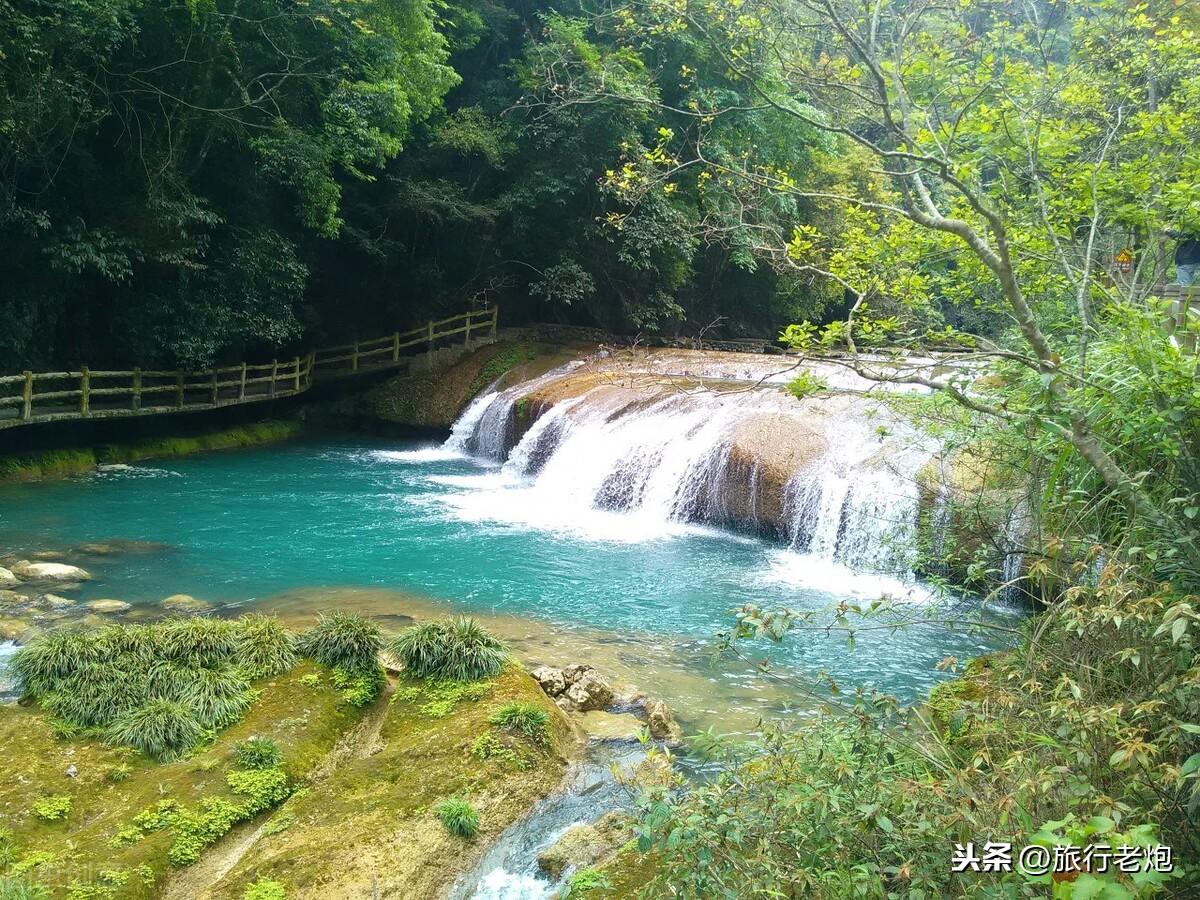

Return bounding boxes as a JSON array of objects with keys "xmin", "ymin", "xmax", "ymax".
[
  {"xmin": 1158, "ymin": 283, "xmax": 1199, "ymax": 352},
  {"xmin": 0, "ymin": 306, "xmax": 498, "ymax": 429}
]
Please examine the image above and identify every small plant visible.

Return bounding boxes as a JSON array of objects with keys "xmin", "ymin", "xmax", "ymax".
[
  {"xmin": 0, "ymin": 877, "xmax": 50, "ymax": 900},
  {"xmin": 234, "ymin": 615, "xmax": 298, "ymax": 678},
  {"xmin": 30, "ymin": 796, "xmax": 71, "ymax": 822},
  {"xmin": 298, "ymin": 673, "xmax": 322, "ymax": 688},
  {"xmin": 243, "ymin": 880, "xmax": 287, "ymax": 900},
  {"xmin": 233, "ymin": 737, "xmax": 283, "ymax": 770},
  {"xmin": 107, "ymin": 699, "xmax": 203, "ymax": 761},
  {"xmin": 434, "ymin": 797, "xmax": 480, "ymax": 839},
  {"xmin": 563, "ymin": 868, "xmax": 611, "ymax": 897},
  {"xmin": 414, "ymin": 679, "xmax": 492, "ymax": 718},
  {"xmin": 104, "ymin": 763, "xmax": 133, "ymax": 783},
  {"xmin": 243, "ymin": 879, "xmax": 287, "ymax": 900},
  {"xmin": 489, "ymin": 702, "xmax": 550, "ymax": 745},
  {"xmin": 298, "ymin": 612, "xmax": 382, "ymax": 672},
  {"xmin": 470, "ymin": 732, "xmax": 529, "ymax": 770},
  {"xmin": 785, "ymin": 370, "xmax": 829, "ymax": 400},
  {"xmin": 390, "ymin": 617, "xmax": 508, "ymax": 681},
  {"xmin": 261, "ymin": 810, "xmax": 295, "ymax": 836},
  {"xmin": 330, "ymin": 666, "xmax": 384, "ymax": 707}
]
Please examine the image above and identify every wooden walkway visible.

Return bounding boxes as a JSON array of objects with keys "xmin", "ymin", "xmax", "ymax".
[{"xmin": 0, "ymin": 307, "xmax": 498, "ymax": 430}]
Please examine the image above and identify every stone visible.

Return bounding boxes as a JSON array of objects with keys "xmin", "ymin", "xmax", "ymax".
[
  {"xmin": 562, "ymin": 672, "xmax": 614, "ymax": 712},
  {"xmin": 38, "ymin": 594, "xmax": 76, "ymax": 609},
  {"xmin": 0, "ymin": 590, "xmax": 30, "ymax": 607},
  {"xmin": 86, "ymin": 599, "xmax": 131, "ymax": 614},
  {"xmin": 561, "ymin": 663, "xmax": 596, "ymax": 686},
  {"xmin": 0, "ymin": 567, "xmax": 18, "ymax": 588},
  {"xmin": 160, "ymin": 594, "xmax": 211, "ymax": 613},
  {"xmin": 78, "ymin": 542, "xmax": 120, "ymax": 555},
  {"xmin": 529, "ymin": 665, "xmax": 567, "ymax": 697},
  {"xmin": 536, "ymin": 812, "xmax": 629, "ymax": 880},
  {"xmin": 643, "ymin": 698, "xmax": 683, "ymax": 744},
  {"xmin": 11, "ymin": 561, "xmax": 92, "ymax": 583},
  {"xmin": 30, "ymin": 551, "xmax": 65, "ymax": 561},
  {"xmin": 577, "ymin": 710, "xmax": 645, "ymax": 742}
]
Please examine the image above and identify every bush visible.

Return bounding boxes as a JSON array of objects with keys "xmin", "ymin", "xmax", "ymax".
[
  {"xmin": 233, "ymin": 737, "xmax": 283, "ymax": 770},
  {"xmin": 107, "ymin": 699, "xmax": 204, "ymax": 761},
  {"xmin": 298, "ymin": 612, "xmax": 382, "ymax": 672},
  {"xmin": 159, "ymin": 618, "xmax": 237, "ymax": 668},
  {"xmin": 181, "ymin": 663, "xmax": 253, "ymax": 728},
  {"xmin": 244, "ymin": 880, "xmax": 287, "ymax": 900},
  {"xmin": 434, "ymin": 797, "xmax": 480, "ymax": 839},
  {"xmin": 389, "ymin": 618, "xmax": 507, "ymax": 682},
  {"xmin": 9, "ymin": 631, "xmax": 99, "ymax": 695},
  {"xmin": 234, "ymin": 615, "xmax": 298, "ymax": 678},
  {"xmin": 30, "ymin": 796, "xmax": 71, "ymax": 822},
  {"xmin": 330, "ymin": 666, "xmax": 384, "ymax": 707},
  {"xmin": 489, "ymin": 702, "xmax": 550, "ymax": 745}
]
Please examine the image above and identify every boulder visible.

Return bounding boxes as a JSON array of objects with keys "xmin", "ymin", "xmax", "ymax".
[
  {"xmin": 86, "ymin": 599, "xmax": 131, "ymax": 614},
  {"xmin": 0, "ymin": 567, "xmax": 18, "ymax": 588},
  {"xmin": 11, "ymin": 562, "xmax": 92, "ymax": 583},
  {"xmin": 536, "ymin": 812, "xmax": 629, "ymax": 880},
  {"xmin": 30, "ymin": 551, "xmax": 65, "ymax": 561},
  {"xmin": 643, "ymin": 698, "xmax": 683, "ymax": 744},
  {"xmin": 38, "ymin": 594, "xmax": 76, "ymax": 609},
  {"xmin": 0, "ymin": 590, "xmax": 29, "ymax": 607},
  {"xmin": 576, "ymin": 710, "xmax": 645, "ymax": 742},
  {"xmin": 562, "ymin": 672, "xmax": 614, "ymax": 712},
  {"xmin": 160, "ymin": 594, "xmax": 211, "ymax": 613},
  {"xmin": 530, "ymin": 665, "xmax": 567, "ymax": 697},
  {"xmin": 561, "ymin": 663, "xmax": 596, "ymax": 686}
]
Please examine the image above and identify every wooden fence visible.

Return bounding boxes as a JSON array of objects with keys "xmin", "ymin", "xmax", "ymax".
[
  {"xmin": 0, "ymin": 306, "xmax": 498, "ymax": 430},
  {"xmin": 1159, "ymin": 284, "xmax": 1199, "ymax": 352}
]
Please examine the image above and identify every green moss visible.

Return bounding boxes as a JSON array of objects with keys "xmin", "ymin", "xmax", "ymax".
[
  {"xmin": 0, "ymin": 421, "xmax": 303, "ymax": 484},
  {"xmin": 926, "ymin": 676, "xmax": 985, "ymax": 741}
]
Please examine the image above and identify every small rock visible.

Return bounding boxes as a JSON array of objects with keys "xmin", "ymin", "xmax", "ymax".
[
  {"xmin": 536, "ymin": 811, "xmax": 628, "ymax": 880},
  {"xmin": 11, "ymin": 561, "xmax": 92, "ymax": 583},
  {"xmin": 0, "ymin": 590, "xmax": 30, "ymax": 607},
  {"xmin": 561, "ymin": 663, "xmax": 596, "ymax": 687},
  {"xmin": 643, "ymin": 698, "xmax": 683, "ymax": 744},
  {"xmin": 563, "ymin": 672, "xmax": 614, "ymax": 712},
  {"xmin": 77, "ymin": 542, "xmax": 119, "ymax": 555},
  {"xmin": 86, "ymin": 599, "xmax": 131, "ymax": 614},
  {"xmin": 0, "ymin": 567, "xmax": 18, "ymax": 588},
  {"xmin": 30, "ymin": 551, "xmax": 65, "ymax": 561},
  {"xmin": 530, "ymin": 665, "xmax": 567, "ymax": 697},
  {"xmin": 160, "ymin": 594, "xmax": 211, "ymax": 613},
  {"xmin": 577, "ymin": 710, "xmax": 645, "ymax": 742},
  {"xmin": 66, "ymin": 765, "xmax": 78, "ymax": 778},
  {"xmin": 38, "ymin": 594, "xmax": 76, "ymax": 609}
]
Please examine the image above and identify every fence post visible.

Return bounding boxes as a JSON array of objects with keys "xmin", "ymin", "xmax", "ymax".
[
  {"xmin": 270, "ymin": 360, "xmax": 278, "ymax": 397},
  {"xmin": 79, "ymin": 367, "xmax": 90, "ymax": 416},
  {"xmin": 293, "ymin": 356, "xmax": 301, "ymax": 391},
  {"xmin": 210, "ymin": 368, "xmax": 219, "ymax": 405},
  {"xmin": 351, "ymin": 342, "xmax": 360, "ymax": 373},
  {"xmin": 465, "ymin": 314, "xmax": 472, "ymax": 346},
  {"xmin": 132, "ymin": 368, "xmax": 142, "ymax": 411},
  {"xmin": 239, "ymin": 363, "xmax": 247, "ymax": 401},
  {"xmin": 427, "ymin": 320, "xmax": 434, "ymax": 363},
  {"xmin": 21, "ymin": 371, "xmax": 32, "ymax": 421},
  {"xmin": 176, "ymin": 370, "xmax": 185, "ymax": 409},
  {"xmin": 307, "ymin": 351, "xmax": 316, "ymax": 386},
  {"xmin": 392, "ymin": 331, "xmax": 400, "ymax": 362},
  {"xmin": 491, "ymin": 304, "xmax": 500, "ymax": 337}
]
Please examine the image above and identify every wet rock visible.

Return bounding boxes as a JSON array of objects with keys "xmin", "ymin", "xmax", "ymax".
[
  {"xmin": 536, "ymin": 811, "xmax": 629, "ymax": 880},
  {"xmin": 77, "ymin": 542, "xmax": 120, "ymax": 555},
  {"xmin": 562, "ymin": 672, "xmax": 614, "ymax": 712},
  {"xmin": 643, "ymin": 698, "xmax": 683, "ymax": 744},
  {"xmin": 561, "ymin": 663, "xmax": 596, "ymax": 686},
  {"xmin": 11, "ymin": 561, "xmax": 92, "ymax": 583},
  {"xmin": 160, "ymin": 594, "xmax": 211, "ymax": 613},
  {"xmin": 0, "ymin": 617, "xmax": 40, "ymax": 643},
  {"xmin": 530, "ymin": 665, "xmax": 567, "ymax": 697},
  {"xmin": 0, "ymin": 590, "xmax": 30, "ymax": 607},
  {"xmin": 86, "ymin": 599, "xmax": 131, "ymax": 614},
  {"xmin": 38, "ymin": 594, "xmax": 76, "ymax": 609},
  {"xmin": 30, "ymin": 551, "xmax": 65, "ymax": 561},
  {"xmin": 0, "ymin": 567, "xmax": 18, "ymax": 588},
  {"xmin": 577, "ymin": 710, "xmax": 645, "ymax": 742}
]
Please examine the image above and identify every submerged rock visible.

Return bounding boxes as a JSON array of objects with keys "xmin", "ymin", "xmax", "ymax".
[
  {"xmin": 536, "ymin": 811, "xmax": 629, "ymax": 880},
  {"xmin": 38, "ymin": 594, "xmax": 75, "ymax": 610},
  {"xmin": 0, "ymin": 567, "xmax": 18, "ymax": 588},
  {"xmin": 86, "ymin": 599, "xmax": 131, "ymax": 614},
  {"xmin": 577, "ymin": 710, "xmax": 645, "ymax": 742},
  {"xmin": 0, "ymin": 590, "xmax": 29, "ymax": 607},
  {"xmin": 30, "ymin": 551, "xmax": 65, "ymax": 561},
  {"xmin": 643, "ymin": 698, "xmax": 683, "ymax": 744},
  {"xmin": 160, "ymin": 594, "xmax": 211, "ymax": 613},
  {"xmin": 11, "ymin": 561, "xmax": 92, "ymax": 583}
]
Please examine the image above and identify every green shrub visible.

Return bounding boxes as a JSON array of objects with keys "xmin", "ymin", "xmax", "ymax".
[
  {"xmin": 0, "ymin": 878, "xmax": 50, "ymax": 900},
  {"xmin": 30, "ymin": 796, "xmax": 71, "ymax": 822},
  {"xmin": 330, "ymin": 666, "xmax": 384, "ymax": 707},
  {"xmin": 489, "ymin": 702, "xmax": 550, "ymax": 745},
  {"xmin": 107, "ymin": 699, "xmax": 203, "ymax": 761},
  {"xmin": 243, "ymin": 880, "xmax": 287, "ymax": 900},
  {"xmin": 10, "ymin": 631, "xmax": 99, "ymax": 695},
  {"xmin": 159, "ymin": 618, "xmax": 238, "ymax": 668},
  {"xmin": 434, "ymin": 798, "xmax": 480, "ymax": 839},
  {"xmin": 390, "ymin": 617, "xmax": 507, "ymax": 682},
  {"xmin": 785, "ymin": 370, "xmax": 829, "ymax": 400},
  {"xmin": 298, "ymin": 612, "xmax": 382, "ymax": 672},
  {"xmin": 233, "ymin": 737, "xmax": 283, "ymax": 770},
  {"xmin": 563, "ymin": 868, "xmax": 611, "ymax": 897},
  {"xmin": 226, "ymin": 767, "xmax": 290, "ymax": 813},
  {"xmin": 234, "ymin": 615, "xmax": 298, "ymax": 678},
  {"xmin": 181, "ymin": 663, "xmax": 253, "ymax": 728},
  {"xmin": 470, "ymin": 733, "xmax": 529, "ymax": 770},
  {"xmin": 104, "ymin": 764, "xmax": 132, "ymax": 783}
]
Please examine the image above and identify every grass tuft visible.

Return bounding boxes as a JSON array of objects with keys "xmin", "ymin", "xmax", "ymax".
[
  {"xmin": 234, "ymin": 615, "xmax": 298, "ymax": 678},
  {"xmin": 107, "ymin": 699, "xmax": 204, "ymax": 761},
  {"xmin": 489, "ymin": 701, "xmax": 550, "ymax": 746},
  {"xmin": 434, "ymin": 797, "xmax": 480, "ymax": 839},
  {"xmin": 233, "ymin": 737, "xmax": 283, "ymax": 770},
  {"xmin": 390, "ymin": 617, "xmax": 508, "ymax": 682},
  {"xmin": 298, "ymin": 612, "xmax": 382, "ymax": 673}
]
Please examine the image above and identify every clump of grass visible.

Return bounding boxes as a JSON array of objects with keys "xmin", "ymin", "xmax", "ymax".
[
  {"xmin": 181, "ymin": 663, "xmax": 253, "ymax": 728},
  {"xmin": 243, "ymin": 878, "xmax": 288, "ymax": 900},
  {"xmin": 234, "ymin": 615, "xmax": 297, "ymax": 678},
  {"xmin": 233, "ymin": 737, "xmax": 282, "ymax": 770},
  {"xmin": 390, "ymin": 617, "xmax": 507, "ymax": 682},
  {"xmin": 489, "ymin": 701, "xmax": 550, "ymax": 745},
  {"xmin": 104, "ymin": 763, "xmax": 133, "ymax": 783},
  {"xmin": 0, "ymin": 877, "xmax": 50, "ymax": 899},
  {"xmin": 107, "ymin": 699, "xmax": 204, "ymax": 761},
  {"xmin": 434, "ymin": 797, "xmax": 480, "ymax": 839},
  {"xmin": 298, "ymin": 612, "xmax": 382, "ymax": 672},
  {"xmin": 160, "ymin": 617, "xmax": 237, "ymax": 668},
  {"xmin": 9, "ymin": 630, "xmax": 100, "ymax": 695}
]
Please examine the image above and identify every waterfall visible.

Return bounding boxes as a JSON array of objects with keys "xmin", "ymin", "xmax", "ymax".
[{"xmin": 440, "ymin": 370, "xmax": 936, "ymax": 576}]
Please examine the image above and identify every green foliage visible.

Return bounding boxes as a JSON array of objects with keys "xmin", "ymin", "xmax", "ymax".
[
  {"xmin": 563, "ymin": 868, "xmax": 611, "ymax": 897},
  {"xmin": 103, "ymin": 764, "xmax": 132, "ymax": 783},
  {"xmin": 299, "ymin": 612, "xmax": 382, "ymax": 673},
  {"xmin": 784, "ymin": 370, "xmax": 830, "ymax": 400},
  {"xmin": 470, "ymin": 732, "xmax": 530, "ymax": 770},
  {"xmin": 234, "ymin": 616, "xmax": 298, "ymax": 679},
  {"xmin": 107, "ymin": 700, "xmax": 204, "ymax": 762},
  {"xmin": 233, "ymin": 737, "xmax": 283, "ymax": 770},
  {"xmin": 390, "ymin": 617, "xmax": 507, "ymax": 682},
  {"xmin": 330, "ymin": 666, "xmax": 385, "ymax": 707},
  {"xmin": 394, "ymin": 677, "xmax": 492, "ymax": 719},
  {"xmin": 30, "ymin": 796, "xmax": 71, "ymax": 823},
  {"xmin": 0, "ymin": 879, "xmax": 49, "ymax": 900},
  {"xmin": 488, "ymin": 702, "xmax": 550, "ymax": 746},
  {"xmin": 433, "ymin": 798, "xmax": 480, "ymax": 839},
  {"xmin": 243, "ymin": 880, "xmax": 287, "ymax": 900}
]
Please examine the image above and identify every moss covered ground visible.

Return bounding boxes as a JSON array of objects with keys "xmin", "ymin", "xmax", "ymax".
[{"xmin": 0, "ymin": 421, "xmax": 304, "ymax": 483}]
